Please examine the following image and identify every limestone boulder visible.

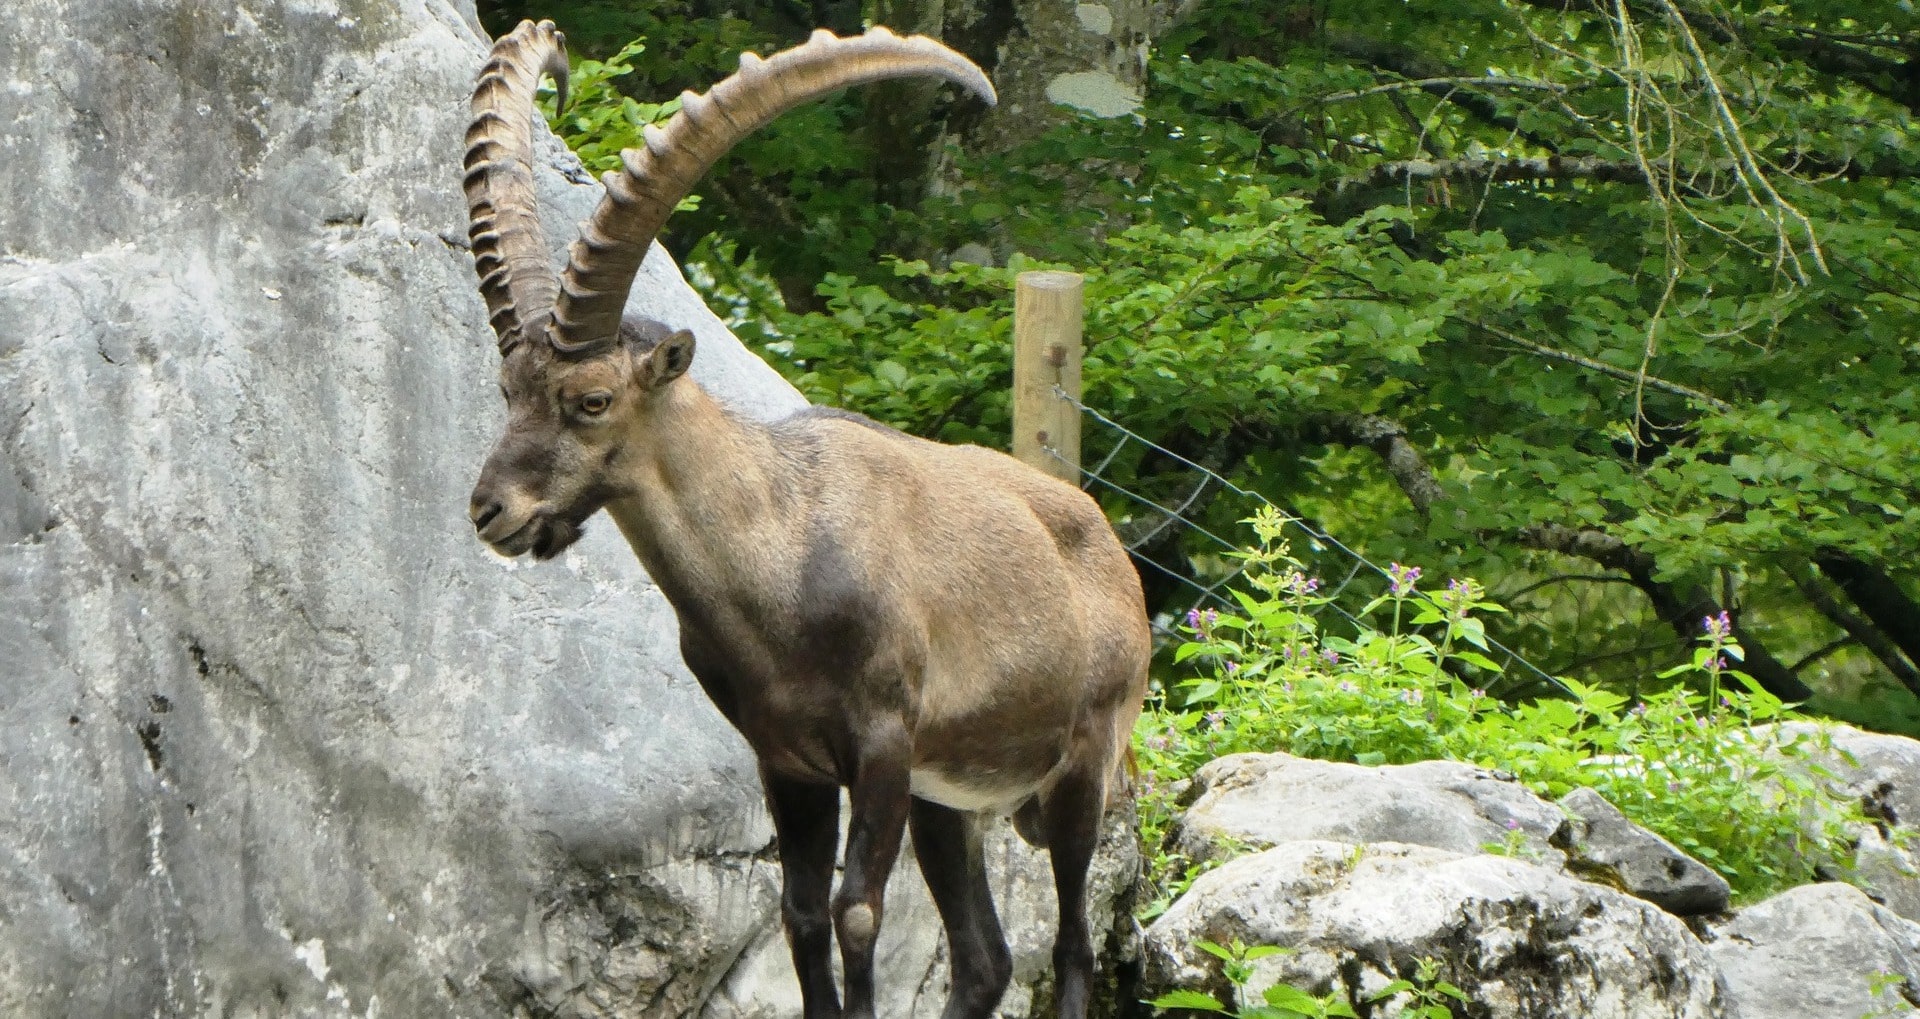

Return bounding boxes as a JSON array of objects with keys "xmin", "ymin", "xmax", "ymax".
[
  {"xmin": 1171, "ymin": 753, "xmax": 1566, "ymax": 867},
  {"xmin": 1557, "ymin": 787, "xmax": 1730, "ymax": 916},
  {"xmin": 1706, "ymin": 882, "xmax": 1920, "ymax": 1019},
  {"xmin": 1764, "ymin": 723, "xmax": 1920, "ymax": 924},
  {"xmin": 1142, "ymin": 840, "xmax": 1725, "ymax": 1019}
]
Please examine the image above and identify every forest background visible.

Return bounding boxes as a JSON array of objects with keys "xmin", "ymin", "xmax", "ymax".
[{"xmin": 473, "ymin": 0, "xmax": 1920, "ymax": 734}]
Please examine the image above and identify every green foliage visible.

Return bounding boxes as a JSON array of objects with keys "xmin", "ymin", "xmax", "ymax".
[
  {"xmin": 1135, "ymin": 508, "xmax": 1866, "ymax": 906},
  {"xmin": 1149, "ymin": 940, "xmax": 1359, "ymax": 1019},
  {"xmin": 535, "ymin": 38, "xmax": 696, "ymax": 210},
  {"xmin": 1149, "ymin": 940, "xmax": 1466, "ymax": 1019},
  {"xmin": 510, "ymin": 0, "xmax": 1920, "ymax": 716}
]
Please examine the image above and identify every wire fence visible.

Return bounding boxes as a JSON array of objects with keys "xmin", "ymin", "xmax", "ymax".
[{"xmin": 1045, "ymin": 387, "xmax": 1574, "ymax": 698}]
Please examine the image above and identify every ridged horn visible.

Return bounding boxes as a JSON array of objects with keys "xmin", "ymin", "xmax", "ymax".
[
  {"xmin": 463, "ymin": 19, "xmax": 570, "ymax": 354},
  {"xmin": 548, "ymin": 26, "xmax": 996, "ymax": 356}
]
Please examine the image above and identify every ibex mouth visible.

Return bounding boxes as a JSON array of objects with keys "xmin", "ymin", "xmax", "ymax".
[{"xmin": 484, "ymin": 512, "xmax": 586, "ymax": 561}]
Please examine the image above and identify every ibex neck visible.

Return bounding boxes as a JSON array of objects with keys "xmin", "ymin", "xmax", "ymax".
[{"xmin": 603, "ymin": 380, "xmax": 802, "ymax": 609}]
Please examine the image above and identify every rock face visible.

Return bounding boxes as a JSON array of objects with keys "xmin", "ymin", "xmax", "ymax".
[
  {"xmin": 0, "ymin": 1, "xmax": 1119, "ymax": 1016},
  {"xmin": 1769, "ymin": 721, "xmax": 1920, "ymax": 925},
  {"xmin": 1172, "ymin": 753, "xmax": 1566, "ymax": 866},
  {"xmin": 1143, "ymin": 841, "xmax": 1725, "ymax": 1019},
  {"xmin": 1558, "ymin": 787, "xmax": 1730, "ymax": 916},
  {"xmin": 1706, "ymin": 882, "xmax": 1920, "ymax": 1019}
]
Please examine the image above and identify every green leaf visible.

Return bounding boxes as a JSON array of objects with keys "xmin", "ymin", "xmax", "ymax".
[{"xmin": 1149, "ymin": 989, "xmax": 1228, "ymax": 1012}]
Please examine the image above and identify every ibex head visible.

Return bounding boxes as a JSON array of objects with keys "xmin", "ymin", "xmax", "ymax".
[{"xmin": 462, "ymin": 21, "xmax": 993, "ymax": 559}]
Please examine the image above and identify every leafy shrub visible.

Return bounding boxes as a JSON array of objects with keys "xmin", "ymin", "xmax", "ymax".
[
  {"xmin": 537, "ymin": 38, "xmax": 695, "ymax": 209},
  {"xmin": 1150, "ymin": 940, "xmax": 1466, "ymax": 1019},
  {"xmin": 1136, "ymin": 507, "xmax": 1866, "ymax": 912}
]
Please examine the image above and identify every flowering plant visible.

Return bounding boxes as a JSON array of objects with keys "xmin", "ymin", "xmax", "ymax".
[{"xmin": 1135, "ymin": 508, "xmax": 1867, "ymax": 916}]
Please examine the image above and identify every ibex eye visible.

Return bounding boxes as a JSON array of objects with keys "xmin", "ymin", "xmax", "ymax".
[{"xmin": 579, "ymin": 392, "xmax": 612, "ymax": 415}]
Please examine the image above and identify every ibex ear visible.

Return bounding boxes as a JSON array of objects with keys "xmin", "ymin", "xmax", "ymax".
[{"xmin": 642, "ymin": 330, "xmax": 695, "ymax": 388}]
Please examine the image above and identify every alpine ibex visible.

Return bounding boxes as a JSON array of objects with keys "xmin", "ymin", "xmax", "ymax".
[{"xmin": 462, "ymin": 21, "xmax": 1150, "ymax": 1019}]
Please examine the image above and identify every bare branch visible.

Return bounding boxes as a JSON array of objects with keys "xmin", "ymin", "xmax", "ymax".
[
  {"xmin": 1782, "ymin": 558, "xmax": 1920, "ymax": 697},
  {"xmin": 1318, "ymin": 77, "xmax": 1569, "ymax": 105},
  {"xmin": 1301, "ymin": 413, "xmax": 1446, "ymax": 515},
  {"xmin": 1462, "ymin": 318, "xmax": 1733, "ymax": 411},
  {"xmin": 1349, "ymin": 154, "xmax": 1657, "ymax": 190}
]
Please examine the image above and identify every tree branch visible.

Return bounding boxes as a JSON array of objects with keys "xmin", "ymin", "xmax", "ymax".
[
  {"xmin": 1300, "ymin": 412, "xmax": 1814, "ymax": 701},
  {"xmin": 1350, "ymin": 154, "xmax": 1659, "ymax": 190},
  {"xmin": 1510, "ymin": 0, "xmax": 1920, "ymax": 113},
  {"xmin": 1461, "ymin": 318, "xmax": 1733, "ymax": 411},
  {"xmin": 1300, "ymin": 413, "xmax": 1445, "ymax": 516},
  {"xmin": 1517, "ymin": 523, "xmax": 1814, "ymax": 701},
  {"xmin": 1782, "ymin": 558, "xmax": 1920, "ymax": 698},
  {"xmin": 1816, "ymin": 551, "xmax": 1920, "ymax": 679}
]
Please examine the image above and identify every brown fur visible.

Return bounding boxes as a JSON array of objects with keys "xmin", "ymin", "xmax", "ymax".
[{"xmin": 463, "ymin": 24, "xmax": 1145, "ymax": 1019}]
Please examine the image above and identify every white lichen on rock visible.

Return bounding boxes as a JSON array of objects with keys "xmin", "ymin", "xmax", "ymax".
[{"xmin": 1043, "ymin": 71, "xmax": 1141, "ymax": 118}]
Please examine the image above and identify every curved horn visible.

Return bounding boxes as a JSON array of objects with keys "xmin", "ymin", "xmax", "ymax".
[
  {"xmin": 549, "ymin": 27, "xmax": 996, "ymax": 356},
  {"xmin": 463, "ymin": 19, "xmax": 570, "ymax": 354}
]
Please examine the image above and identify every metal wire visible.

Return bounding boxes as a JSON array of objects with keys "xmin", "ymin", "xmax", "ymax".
[{"xmin": 1043, "ymin": 387, "xmax": 1573, "ymax": 696}]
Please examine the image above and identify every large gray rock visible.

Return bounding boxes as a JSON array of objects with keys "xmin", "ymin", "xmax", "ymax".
[
  {"xmin": 1765, "ymin": 723, "xmax": 1920, "ymax": 924},
  {"xmin": 1171, "ymin": 753, "xmax": 1566, "ymax": 866},
  {"xmin": 1558, "ymin": 787, "xmax": 1730, "ymax": 916},
  {"xmin": 1142, "ymin": 840, "xmax": 1725, "ymax": 1019},
  {"xmin": 0, "ymin": 1, "xmax": 1118, "ymax": 1016},
  {"xmin": 1706, "ymin": 882, "xmax": 1920, "ymax": 1019}
]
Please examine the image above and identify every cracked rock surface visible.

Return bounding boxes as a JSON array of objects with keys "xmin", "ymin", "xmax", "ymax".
[
  {"xmin": 0, "ymin": 1, "xmax": 1125, "ymax": 1016},
  {"xmin": 1706, "ymin": 882, "xmax": 1920, "ymax": 1019},
  {"xmin": 1143, "ymin": 840, "xmax": 1725, "ymax": 1019}
]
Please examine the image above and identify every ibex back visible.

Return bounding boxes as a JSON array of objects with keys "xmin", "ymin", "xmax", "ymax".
[{"xmin": 462, "ymin": 21, "xmax": 1151, "ymax": 1019}]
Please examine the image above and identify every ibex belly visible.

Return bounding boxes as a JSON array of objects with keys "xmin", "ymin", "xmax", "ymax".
[
  {"xmin": 906, "ymin": 651, "xmax": 1086, "ymax": 813},
  {"xmin": 909, "ymin": 767, "xmax": 1045, "ymax": 812}
]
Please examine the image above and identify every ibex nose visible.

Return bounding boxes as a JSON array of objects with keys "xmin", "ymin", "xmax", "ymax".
[{"xmin": 470, "ymin": 495, "xmax": 502, "ymax": 533}]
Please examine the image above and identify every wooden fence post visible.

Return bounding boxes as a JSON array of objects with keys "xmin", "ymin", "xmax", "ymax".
[{"xmin": 1012, "ymin": 270, "xmax": 1084, "ymax": 484}]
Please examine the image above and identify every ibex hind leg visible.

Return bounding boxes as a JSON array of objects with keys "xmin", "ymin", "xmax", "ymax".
[
  {"xmin": 910, "ymin": 798, "xmax": 1013, "ymax": 1019},
  {"xmin": 1039, "ymin": 755, "xmax": 1109, "ymax": 1019}
]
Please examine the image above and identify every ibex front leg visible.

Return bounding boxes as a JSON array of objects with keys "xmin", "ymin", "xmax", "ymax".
[
  {"xmin": 764, "ymin": 771, "xmax": 844, "ymax": 1019},
  {"xmin": 834, "ymin": 719, "xmax": 913, "ymax": 1019}
]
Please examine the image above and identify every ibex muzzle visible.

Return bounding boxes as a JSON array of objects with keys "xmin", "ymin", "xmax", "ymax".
[
  {"xmin": 469, "ymin": 316, "xmax": 692, "ymax": 560},
  {"xmin": 462, "ymin": 21, "xmax": 1150, "ymax": 1019}
]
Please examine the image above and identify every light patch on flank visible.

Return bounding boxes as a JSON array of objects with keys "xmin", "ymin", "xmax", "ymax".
[
  {"xmin": 911, "ymin": 768, "xmax": 1036, "ymax": 812},
  {"xmin": 1044, "ymin": 71, "xmax": 1141, "ymax": 119}
]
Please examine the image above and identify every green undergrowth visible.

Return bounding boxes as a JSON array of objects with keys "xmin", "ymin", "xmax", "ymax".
[{"xmin": 1134, "ymin": 507, "xmax": 1870, "ymax": 922}]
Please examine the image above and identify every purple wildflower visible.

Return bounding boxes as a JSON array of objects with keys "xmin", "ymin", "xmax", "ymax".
[
  {"xmin": 1703, "ymin": 611, "xmax": 1733, "ymax": 639},
  {"xmin": 1504, "ymin": 818, "xmax": 1521, "ymax": 831},
  {"xmin": 1388, "ymin": 562, "xmax": 1423, "ymax": 597},
  {"xmin": 1204, "ymin": 711, "xmax": 1226, "ymax": 728},
  {"xmin": 1323, "ymin": 649, "xmax": 1340, "ymax": 666}
]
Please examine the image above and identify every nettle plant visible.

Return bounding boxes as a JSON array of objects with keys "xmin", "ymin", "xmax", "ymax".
[
  {"xmin": 1151, "ymin": 940, "xmax": 1467, "ymax": 1019},
  {"xmin": 1135, "ymin": 507, "xmax": 1869, "ymax": 915}
]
